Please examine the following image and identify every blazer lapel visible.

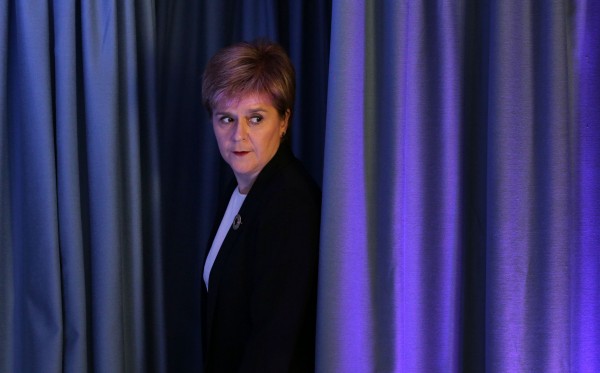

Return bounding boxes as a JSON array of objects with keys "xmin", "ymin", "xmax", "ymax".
[
  {"xmin": 205, "ymin": 215, "xmax": 243, "ymax": 343},
  {"xmin": 204, "ymin": 145, "xmax": 294, "ymax": 346}
]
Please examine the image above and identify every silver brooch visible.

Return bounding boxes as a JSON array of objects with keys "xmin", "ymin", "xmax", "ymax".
[{"xmin": 232, "ymin": 214, "xmax": 242, "ymax": 230}]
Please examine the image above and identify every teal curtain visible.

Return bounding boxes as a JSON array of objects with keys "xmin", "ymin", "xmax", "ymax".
[{"xmin": 317, "ymin": 0, "xmax": 599, "ymax": 372}]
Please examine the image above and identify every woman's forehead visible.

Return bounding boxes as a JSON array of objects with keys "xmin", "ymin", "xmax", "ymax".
[{"xmin": 214, "ymin": 91, "xmax": 274, "ymax": 110}]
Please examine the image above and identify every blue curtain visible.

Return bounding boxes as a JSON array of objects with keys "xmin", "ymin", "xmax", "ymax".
[
  {"xmin": 2, "ymin": 0, "xmax": 599, "ymax": 372},
  {"xmin": 1, "ymin": 1, "xmax": 164, "ymax": 372}
]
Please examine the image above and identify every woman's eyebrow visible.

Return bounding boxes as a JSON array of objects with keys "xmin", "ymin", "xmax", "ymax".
[
  {"xmin": 214, "ymin": 107, "xmax": 268, "ymax": 116},
  {"xmin": 214, "ymin": 111, "xmax": 233, "ymax": 116},
  {"xmin": 245, "ymin": 107, "xmax": 268, "ymax": 113}
]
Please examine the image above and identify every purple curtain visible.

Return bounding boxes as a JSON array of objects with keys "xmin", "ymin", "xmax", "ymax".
[
  {"xmin": 574, "ymin": 0, "xmax": 600, "ymax": 370},
  {"xmin": 317, "ymin": 0, "xmax": 599, "ymax": 372}
]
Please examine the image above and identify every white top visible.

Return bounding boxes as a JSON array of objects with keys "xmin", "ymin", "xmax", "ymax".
[{"xmin": 203, "ymin": 187, "xmax": 247, "ymax": 290}]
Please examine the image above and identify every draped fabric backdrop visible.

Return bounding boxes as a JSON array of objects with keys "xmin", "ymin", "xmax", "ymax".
[
  {"xmin": 1, "ymin": 0, "xmax": 599, "ymax": 372},
  {"xmin": 0, "ymin": 1, "xmax": 164, "ymax": 372},
  {"xmin": 318, "ymin": 0, "xmax": 599, "ymax": 372},
  {"xmin": 575, "ymin": 0, "xmax": 600, "ymax": 371}
]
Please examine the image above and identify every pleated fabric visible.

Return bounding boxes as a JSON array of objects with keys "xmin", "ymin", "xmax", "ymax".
[
  {"xmin": 317, "ymin": 0, "xmax": 596, "ymax": 372},
  {"xmin": 0, "ymin": 1, "xmax": 164, "ymax": 372},
  {"xmin": 2, "ymin": 0, "xmax": 599, "ymax": 372}
]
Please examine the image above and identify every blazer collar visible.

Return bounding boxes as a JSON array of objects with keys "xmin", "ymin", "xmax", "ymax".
[{"xmin": 245, "ymin": 143, "xmax": 293, "ymax": 199}]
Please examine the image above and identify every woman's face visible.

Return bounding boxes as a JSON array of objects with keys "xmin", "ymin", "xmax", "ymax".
[{"xmin": 212, "ymin": 94, "xmax": 289, "ymax": 194}]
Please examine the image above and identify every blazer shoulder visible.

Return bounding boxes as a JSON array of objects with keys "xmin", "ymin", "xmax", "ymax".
[{"xmin": 264, "ymin": 158, "xmax": 321, "ymax": 210}]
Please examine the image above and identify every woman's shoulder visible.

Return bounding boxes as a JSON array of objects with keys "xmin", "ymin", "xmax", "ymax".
[
  {"xmin": 273, "ymin": 156, "xmax": 320, "ymax": 200},
  {"xmin": 256, "ymin": 167, "xmax": 321, "ymax": 234}
]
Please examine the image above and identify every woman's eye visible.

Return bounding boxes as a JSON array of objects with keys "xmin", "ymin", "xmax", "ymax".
[
  {"xmin": 249, "ymin": 116, "xmax": 263, "ymax": 124},
  {"xmin": 219, "ymin": 116, "xmax": 234, "ymax": 124}
]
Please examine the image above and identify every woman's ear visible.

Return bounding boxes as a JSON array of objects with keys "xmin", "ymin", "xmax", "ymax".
[{"xmin": 281, "ymin": 109, "xmax": 291, "ymax": 133}]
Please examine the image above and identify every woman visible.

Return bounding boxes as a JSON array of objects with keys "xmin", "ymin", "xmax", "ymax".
[{"xmin": 201, "ymin": 40, "xmax": 321, "ymax": 372}]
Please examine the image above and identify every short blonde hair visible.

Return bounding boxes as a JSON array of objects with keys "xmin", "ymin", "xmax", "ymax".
[{"xmin": 202, "ymin": 40, "xmax": 295, "ymax": 121}]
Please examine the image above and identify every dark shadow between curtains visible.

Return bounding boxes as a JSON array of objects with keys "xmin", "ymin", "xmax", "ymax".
[
  {"xmin": 460, "ymin": 0, "xmax": 489, "ymax": 371},
  {"xmin": 154, "ymin": 1, "xmax": 331, "ymax": 371}
]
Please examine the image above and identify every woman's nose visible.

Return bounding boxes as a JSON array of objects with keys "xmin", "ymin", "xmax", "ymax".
[{"xmin": 233, "ymin": 121, "xmax": 248, "ymax": 141}]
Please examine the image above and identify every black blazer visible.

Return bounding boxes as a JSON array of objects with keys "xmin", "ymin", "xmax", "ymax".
[{"xmin": 202, "ymin": 145, "xmax": 321, "ymax": 373}]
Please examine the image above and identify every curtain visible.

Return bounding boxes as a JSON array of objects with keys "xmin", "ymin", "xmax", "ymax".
[
  {"xmin": 3, "ymin": 0, "xmax": 599, "ymax": 372},
  {"xmin": 317, "ymin": 0, "xmax": 599, "ymax": 372},
  {"xmin": 0, "ymin": 1, "xmax": 164, "ymax": 372},
  {"xmin": 574, "ymin": 0, "xmax": 600, "ymax": 370}
]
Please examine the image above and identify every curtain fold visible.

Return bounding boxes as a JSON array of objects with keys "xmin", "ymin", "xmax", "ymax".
[
  {"xmin": 3, "ymin": 1, "xmax": 64, "ymax": 371},
  {"xmin": 484, "ymin": 1, "xmax": 573, "ymax": 371},
  {"xmin": 318, "ymin": 1, "xmax": 464, "ymax": 371},
  {"xmin": 574, "ymin": 0, "xmax": 600, "ymax": 371},
  {"xmin": 1, "ymin": 1, "xmax": 163, "ymax": 372}
]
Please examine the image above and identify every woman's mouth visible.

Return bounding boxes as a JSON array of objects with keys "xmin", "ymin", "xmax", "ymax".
[{"xmin": 233, "ymin": 151, "xmax": 250, "ymax": 156}]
